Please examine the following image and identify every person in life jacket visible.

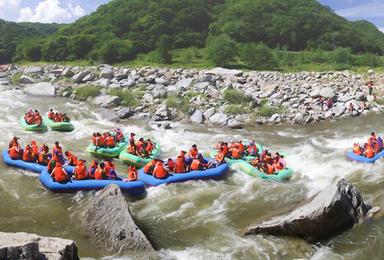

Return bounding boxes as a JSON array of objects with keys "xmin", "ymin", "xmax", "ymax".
[
  {"xmin": 129, "ymin": 133, "xmax": 136, "ymax": 146},
  {"xmin": 48, "ymin": 109, "xmax": 54, "ymax": 119},
  {"xmin": 275, "ymin": 153, "xmax": 287, "ymax": 169},
  {"xmin": 237, "ymin": 141, "xmax": 244, "ymax": 155},
  {"xmin": 167, "ymin": 158, "xmax": 175, "ymax": 172},
  {"xmin": 247, "ymin": 141, "xmax": 258, "ymax": 156},
  {"xmin": 127, "ymin": 165, "xmax": 137, "ymax": 181},
  {"xmin": 143, "ymin": 160, "xmax": 156, "ymax": 175},
  {"xmin": 65, "ymin": 151, "xmax": 78, "ymax": 166},
  {"xmin": 50, "ymin": 161, "xmax": 69, "ymax": 183},
  {"xmin": 208, "ymin": 147, "xmax": 226, "ymax": 168},
  {"xmin": 52, "ymin": 141, "xmax": 63, "ymax": 156},
  {"xmin": 8, "ymin": 136, "xmax": 20, "ymax": 149},
  {"xmin": 88, "ymin": 160, "xmax": 98, "ymax": 179},
  {"xmin": 34, "ymin": 111, "xmax": 42, "ymax": 125},
  {"xmin": 22, "ymin": 145, "xmax": 33, "ymax": 162},
  {"xmin": 136, "ymin": 138, "xmax": 145, "ymax": 153},
  {"xmin": 62, "ymin": 114, "xmax": 70, "ymax": 122},
  {"xmin": 30, "ymin": 140, "xmax": 39, "ymax": 161},
  {"xmin": 249, "ymin": 155, "xmax": 261, "ymax": 167},
  {"xmin": 189, "ymin": 158, "xmax": 204, "ymax": 171},
  {"xmin": 38, "ymin": 144, "xmax": 50, "ymax": 165},
  {"xmin": 9, "ymin": 143, "xmax": 21, "ymax": 160},
  {"xmin": 114, "ymin": 128, "xmax": 124, "ymax": 143},
  {"xmin": 104, "ymin": 160, "xmax": 117, "ymax": 179},
  {"xmin": 74, "ymin": 160, "xmax": 87, "ymax": 180},
  {"xmin": 95, "ymin": 162, "xmax": 107, "ymax": 180},
  {"xmin": 377, "ymin": 137, "xmax": 384, "ymax": 152},
  {"xmin": 146, "ymin": 139, "xmax": 154, "ymax": 154},
  {"xmin": 127, "ymin": 143, "xmax": 138, "ymax": 155},
  {"xmin": 153, "ymin": 160, "xmax": 169, "ymax": 179},
  {"xmin": 353, "ymin": 143, "xmax": 362, "ymax": 155},
  {"xmin": 47, "ymin": 152, "xmax": 61, "ymax": 173},
  {"xmin": 105, "ymin": 133, "xmax": 116, "ymax": 148},
  {"xmin": 91, "ymin": 133, "xmax": 97, "ymax": 145},
  {"xmin": 364, "ymin": 146, "xmax": 375, "ymax": 158},
  {"xmin": 188, "ymin": 144, "xmax": 199, "ymax": 159},
  {"xmin": 368, "ymin": 132, "xmax": 377, "ymax": 145},
  {"xmin": 139, "ymin": 143, "xmax": 149, "ymax": 158},
  {"xmin": 263, "ymin": 162, "xmax": 275, "ymax": 175},
  {"xmin": 175, "ymin": 151, "xmax": 187, "ymax": 173},
  {"xmin": 231, "ymin": 147, "xmax": 241, "ymax": 159}
]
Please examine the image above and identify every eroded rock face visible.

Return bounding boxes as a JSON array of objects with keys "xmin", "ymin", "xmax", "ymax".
[
  {"xmin": 0, "ymin": 232, "xmax": 78, "ymax": 260},
  {"xmin": 244, "ymin": 179, "xmax": 371, "ymax": 242},
  {"xmin": 82, "ymin": 185, "xmax": 155, "ymax": 256}
]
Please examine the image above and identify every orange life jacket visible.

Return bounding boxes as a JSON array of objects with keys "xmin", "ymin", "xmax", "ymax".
[
  {"xmin": 95, "ymin": 168, "xmax": 106, "ymax": 180},
  {"xmin": 188, "ymin": 148, "xmax": 198, "ymax": 159},
  {"xmin": 353, "ymin": 145, "xmax": 362, "ymax": 155},
  {"xmin": 222, "ymin": 145, "xmax": 228, "ymax": 156},
  {"xmin": 48, "ymin": 111, "xmax": 54, "ymax": 119},
  {"xmin": 190, "ymin": 159, "xmax": 202, "ymax": 171},
  {"xmin": 143, "ymin": 160, "xmax": 156, "ymax": 174},
  {"xmin": 365, "ymin": 147, "xmax": 375, "ymax": 158},
  {"xmin": 248, "ymin": 145, "xmax": 258, "ymax": 155},
  {"xmin": 215, "ymin": 152, "xmax": 224, "ymax": 163},
  {"xmin": 153, "ymin": 162, "xmax": 169, "ymax": 179},
  {"xmin": 167, "ymin": 159, "xmax": 175, "ymax": 172},
  {"xmin": 146, "ymin": 142, "xmax": 153, "ymax": 153},
  {"xmin": 238, "ymin": 143, "xmax": 244, "ymax": 153},
  {"xmin": 127, "ymin": 145, "xmax": 136, "ymax": 154},
  {"xmin": 22, "ymin": 149, "xmax": 32, "ymax": 162},
  {"xmin": 175, "ymin": 156, "xmax": 186, "ymax": 173},
  {"xmin": 38, "ymin": 151, "xmax": 49, "ymax": 165},
  {"xmin": 266, "ymin": 164, "xmax": 275, "ymax": 175},
  {"xmin": 52, "ymin": 164, "xmax": 67, "ymax": 182},
  {"xmin": 52, "ymin": 145, "xmax": 63, "ymax": 155},
  {"xmin": 74, "ymin": 162, "xmax": 87, "ymax": 180},
  {"xmin": 9, "ymin": 146, "xmax": 19, "ymax": 159},
  {"xmin": 231, "ymin": 148, "xmax": 241, "ymax": 159},
  {"xmin": 106, "ymin": 136, "xmax": 115, "ymax": 147}
]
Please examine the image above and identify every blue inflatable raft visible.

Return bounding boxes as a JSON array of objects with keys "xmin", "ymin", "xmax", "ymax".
[
  {"xmin": 346, "ymin": 150, "xmax": 384, "ymax": 164},
  {"xmin": 3, "ymin": 149, "xmax": 75, "ymax": 173},
  {"xmin": 138, "ymin": 162, "xmax": 229, "ymax": 186},
  {"xmin": 39, "ymin": 167, "xmax": 146, "ymax": 195}
]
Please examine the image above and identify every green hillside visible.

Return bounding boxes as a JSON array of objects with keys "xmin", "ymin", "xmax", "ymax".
[
  {"xmin": 0, "ymin": 19, "xmax": 60, "ymax": 63},
  {"xmin": 6, "ymin": 0, "xmax": 384, "ymax": 70}
]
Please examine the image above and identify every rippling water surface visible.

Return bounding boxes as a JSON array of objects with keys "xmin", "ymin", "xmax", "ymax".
[{"xmin": 0, "ymin": 85, "xmax": 383, "ymax": 259}]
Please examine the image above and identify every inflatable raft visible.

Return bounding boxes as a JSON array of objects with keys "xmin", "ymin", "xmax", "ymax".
[
  {"xmin": 119, "ymin": 142, "xmax": 161, "ymax": 167},
  {"xmin": 19, "ymin": 117, "xmax": 47, "ymax": 132},
  {"xmin": 346, "ymin": 150, "xmax": 384, "ymax": 164},
  {"xmin": 228, "ymin": 159, "xmax": 292, "ymax": 181},
  {"xmin": 39, "ymin": 167, "xmax": 146, "ymax": 195},
  {"xmin": 2, "ymin": 149, "xmax": 75, "ymax": 173},
  {"xmin": 44, "ymin": 117, "xmax": 74, "ymax": 132},
  {"xmin": 86, "ymin": 141, "xmax": 128, "ymax": 158},
  {"xmin": 138, "ymin": 162, "xmax": 229, "ymax": 186}
]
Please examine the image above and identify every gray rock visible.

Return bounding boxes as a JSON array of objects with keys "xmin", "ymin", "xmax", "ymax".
[
  {"xmin": 153, "ymin": 104, "xmax": 170, "ymax": 120},
  {"xmin": 244, "ymin": 179, "xmax": 371, "ymax": 242},
  {"xmin": 19, "ymin": 75, "xmax": 35, "ymax": 84},
  {"xmin": 24, "ymin": 82, "xmax": 56, "ymax": 96},
  {"xmin": 82, "ymin": 185, "xmax": 155, "ymax": 255},
  {"xmin": 332, "ymin": 104, "xmax": 346, "ymax": 117},
  {"xmin": 120, "ymin": 78, "xmax": 136, "ymax": 88},
  {"xmin": 209, "ymin": 113, "xmax": 228, "ymax": 126},
  {"xmin": 293, "ymin": 112, "xmax": 305, "ymax": 124},
  {"xmin": 71, "ymin": 71, "xmax": 90, "ymax": 83},
  {"xmin": 203, "ymin": 107, "xmax": 215, "ymax": 120},
  {"xmin": 367, "ymin": 95, "xmax": 375, "ymax": 102},
  {"xmin": 227, "ymin": 119, "xmax": 243, "ymax": 129},
  {"xmin": 0, "ymin": 232, "xmax": 78, "ymax": 260},
  {"xmin": 175, "ymin": 78, "xmax": 194, "ymax": 90},
  {"xmin": 194, "ymin": 82, "xmax": 209, "ymax": 91},
  {"xmin": 50, "ymin": 68, "xmax": 63, "ymax": 75},
  {"xmin": 309, "ymin": 88, "xmax": 321, "ymax": 98},
  {"xmin": 62, "ymin": 68, "xmax": 75, "ymax": 78},
  {"xmin": 355, "ymin": 91, "xmax": 366, "ymax": 101},
  {"xmin": 207, "ymin": 67, "xmax": 243, "ymax": 77},
  {"xmin": 155, "ymin": 78, "xmax": 169, "ymax": 85},
  {"xmin": 82, "ymin": 73, "xmax": 96, "ymax": 82},
  {"xmin": 115, "ymin": 68, "xmax": 129, "ymax": 81},
  {"xmin": 269, "ymin": 113, "xmax": 281, "ymax": 124},
  {"xmin": 117, "ymin": 107, "xmax": 135, "ymax": 119},
  {"xmin": 319, "ymin": 87, "xmax": 335, "ymax": 98},
  {"xmin": 23, "ymin": 66, "xmax": 43, "ymax": 74},
  {"xmin": 152, "ymin": 86, "xmax": 167, "ymax": 98},
  {"xmin": 190, "ymin": 110, "xmax": 204, "ymax": 124},
  {"xmin": 99, "ymin": 67, "xmax": 114, "ymax": 79},
  {"xmin": 98, "ymin": 78, "xmax": 111, "ymax": 88},
  {"xmin": 94, "ymin": 95, "xmax": 122, "ymax": 108}
]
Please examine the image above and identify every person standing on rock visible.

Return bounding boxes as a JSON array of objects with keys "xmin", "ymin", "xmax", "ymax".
[{"xmin": 367, "ymin": 81, "xmax": 374, "ymax": 96}]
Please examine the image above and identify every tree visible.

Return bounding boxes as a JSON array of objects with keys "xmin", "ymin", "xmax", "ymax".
[
  {"xmin": 99, "ymin": 39, "xmax": 136, "ymax": 64},
  {"xmin": 239, "ymin": 43, "xmax": 279, "ymax": 70},
  {"xmin": 206, "ymin": 34, "xmax": 237, "ymax": 67},
  {"xmin": 157, "ymin": 35, "xmax": 173, "ymax": 64},
  {"xmin": 332, "ymin": 47, "xmax": 354, "ymax": 65}
]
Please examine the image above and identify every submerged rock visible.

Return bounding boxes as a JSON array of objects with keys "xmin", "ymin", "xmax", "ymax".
[
  {"xmin": 244, "ymin": 179, "xmax": 371, "ymax": 242},
  {"xmin": 0, "ymin": 232, "xmax": 78, "ymax": 260},
  {"xmin": 82, "ymin": 185, "xmax": 155, "ymax": 256}
]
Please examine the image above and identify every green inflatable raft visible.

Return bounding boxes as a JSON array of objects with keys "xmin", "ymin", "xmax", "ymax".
[
  {"xmin": 86, "ymin": 140, "xmax": 128, "ymax": 158},
  {"xmin": 209, "ymin": 142, "xmax": 292, "ymax": 181},
  {"xmin": 119, "ymin": 142, "xmax": 161, "ymax": 167},
  {"xmin": 19, "ymin": 117, "xmax": 47, "ymax": 132},
  {"xmin": 43, "ymin": 117, "xmax": 74, "ymax": 132}
]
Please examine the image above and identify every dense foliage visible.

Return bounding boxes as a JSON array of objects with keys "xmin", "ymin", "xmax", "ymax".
[
  {"xmin": 0, "ymin": 19, "xmax": 60, "ymax": 63},
  {"xmin": 2, "ymin": 0, "xmax": 384, "ymax": 69}
]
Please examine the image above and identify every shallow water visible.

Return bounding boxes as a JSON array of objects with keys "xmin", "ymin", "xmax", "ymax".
[{"xmin": 0, "ymin": 85, "xmax": 383, "ymax": 259}]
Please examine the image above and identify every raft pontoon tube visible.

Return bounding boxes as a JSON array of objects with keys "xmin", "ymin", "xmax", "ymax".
[{"xmin": 43, "ymin": 117, "xmax": 74, "ymax": 132}]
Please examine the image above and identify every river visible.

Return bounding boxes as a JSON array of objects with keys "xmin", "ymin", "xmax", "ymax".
[{"xmin": 0, "ymin": 85, "xmax": 383, "ymax": 259}]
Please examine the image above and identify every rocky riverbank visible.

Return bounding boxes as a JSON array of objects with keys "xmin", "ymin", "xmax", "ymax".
[{"xmin": 1, "ymin": 64, "xmax": 384, "ymax": 128}]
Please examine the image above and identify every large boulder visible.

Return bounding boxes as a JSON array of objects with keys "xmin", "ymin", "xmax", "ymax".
[
  {"xmin": 19, "ymin": 75, "xmax": 35, "ymax": 84},
  {"xmin": 319, "ymin": 87, "xmax": 335, "ymax": 98},
  {"xmin": 209, "ymin": 112, "xmax": 228, "ymax": 126},
  {"xmin": 24, "ymin": 82, "xmax": 56, "ymax": 97},
  {"xmin": 82, "ymin": 185, "xmax": 155, "ymax": 256},
  {"xmin": 93, "ymin": 95, "xmax": 122, "ymax": 108},
  {"xmin": 207, "ymin": 67, "xmax": 243, "ymax": 77},
  {"xmin": 190, "ymin": 110, "xmax": 204, "ymax": 124},
  {"xmin": 71, "ymin": 71, "xmax": 90, "ymax": 83},
  {"xmin": 0, "ymin": 232, "xmax": 78, "ymax": 260},
  {"xmin": 244, "ymin": 179, "xmax": 371, "ymax": 242}
]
